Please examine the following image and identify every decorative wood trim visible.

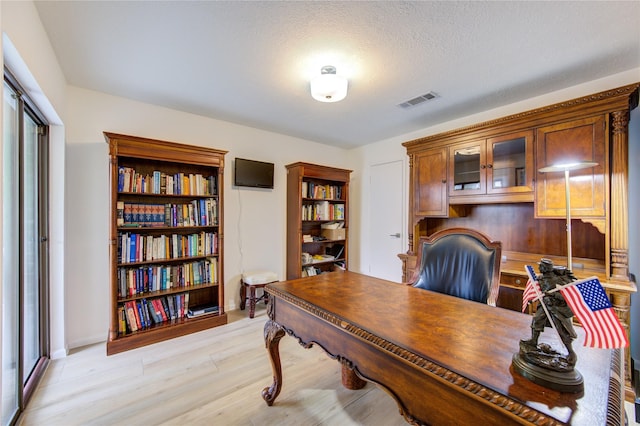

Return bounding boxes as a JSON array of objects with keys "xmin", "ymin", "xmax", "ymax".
[
  {"xmin": 610, "ymin": 109, "xmax": 630, "ymax": 279},
  {"xmin": 403, "ymin": 83, "xmax": 640, "ymax": 150}
]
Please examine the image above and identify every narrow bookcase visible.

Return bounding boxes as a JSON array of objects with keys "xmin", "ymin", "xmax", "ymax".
[
  {"xmin": 286, "ymin": 162, "xmax": 351, "ymax": 280},
  {"xmin": 105, "ymin": 132, "xmax": 228, "ymax": 355}
]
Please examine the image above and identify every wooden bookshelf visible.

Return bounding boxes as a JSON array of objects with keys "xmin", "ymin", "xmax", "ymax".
[
  {"xmin": 286, "ymin": 162, "xmax": 351, "ymax": 280},
  {"xmin": 105, "ymin": 132, "xmax": 228, "ymax": 355}
]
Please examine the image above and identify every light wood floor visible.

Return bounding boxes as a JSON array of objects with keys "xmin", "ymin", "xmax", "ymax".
[
  {"xmin": 18, "ymin": 305, "xmax": 640, "ymax": 426},
  {"xmin": 18, "ymin": 306, "xmax": 407, "ymax": 426}
]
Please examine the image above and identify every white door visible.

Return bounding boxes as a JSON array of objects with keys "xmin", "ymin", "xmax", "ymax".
[{"xmin": 369, "ymin": 160, "xmax": 404, "ymax": 282}]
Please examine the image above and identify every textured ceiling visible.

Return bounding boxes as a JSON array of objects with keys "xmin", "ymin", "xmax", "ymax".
[{"xmin": 34, "ymin": 1, "xmax": 640, "ymax": 149}]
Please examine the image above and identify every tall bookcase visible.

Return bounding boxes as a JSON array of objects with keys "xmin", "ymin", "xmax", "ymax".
[
  {"xmin": 105, "ymin": 132, "xmax": 228, "ymax": 355},
  {"xmin": 286, "ymin": 162, "xmax": 352, "ymax": 280}
]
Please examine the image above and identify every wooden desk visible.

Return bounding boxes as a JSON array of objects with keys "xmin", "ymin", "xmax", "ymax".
[{"xmin": 262, "ymin": 271, "xmax": 624, "ymax": 425}]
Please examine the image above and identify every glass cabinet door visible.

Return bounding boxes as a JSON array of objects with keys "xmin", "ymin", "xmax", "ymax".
[
  {"xmin": 486, "ymin": 130, "xmax": 534, "ymax": 194},
  {"xmin": 449, "ymin": 140, "xmax": 485, "ymax": 195}
]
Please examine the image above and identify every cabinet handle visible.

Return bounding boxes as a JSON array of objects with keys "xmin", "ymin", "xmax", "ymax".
[
  {"xmin": 487, "ymin": 164, "xmax": 493, "ymax": 169},
  {"xmin": 442, "ymin": 179, "xmax": 446, "ymax": 184},
  {"xmin": 515, "ymin": 279, "xmax": 521, "ymax": 284},
  {"xmin": 481, "ymin": 165, "xmax": 486, "ymax": 169}
]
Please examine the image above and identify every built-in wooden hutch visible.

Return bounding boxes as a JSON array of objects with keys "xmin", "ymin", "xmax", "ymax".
[{"xmin": 399, "ymin": 82, "xmax": 639, "ymax": 400}]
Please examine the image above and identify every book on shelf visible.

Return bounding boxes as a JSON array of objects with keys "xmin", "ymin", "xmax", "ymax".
[
  {"xmin": 116, "ymin": 201, "xmax": 125, "ymax": 226},
  {"xmin": 118, "ymin": 306, "xmax": 127, "ymax": 334},
  {"xmin": 124, "ymin": 302, "xmax": 137, "ymax": 332},
  {"xmin": 143, "ymin": 299, "xmax": 158, "ymax": 324},
  {"xmin": 187, "ymin": 304, "xmax": 219, "ymax": 318},
  {"xmin": 136, "ymin": 301, "xmax": 147, "ymax": 329},
  {"xmin": 160, "ymin": 298, "xmax": 172, "ymax": 321},
  {"xmin": 152, "ymin": 299, "xmax": 167, "ymax": 322}
]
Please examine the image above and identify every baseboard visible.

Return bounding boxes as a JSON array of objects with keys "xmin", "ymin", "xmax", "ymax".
[
  {"xmin": 67, "ymin": 335, "xmax": 106, "ymax": 352},
  {"xmin": 50, "ymin": 347, "xmax": 68, "ymax": 360}
]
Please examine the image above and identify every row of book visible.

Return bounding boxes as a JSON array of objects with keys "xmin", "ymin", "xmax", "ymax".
[
  {"xmin": 118, "ymin": 231, "xmax": 218, "ymax": 264},
  {"xmin": 117, "ymin": 259, "xmax": 218, "ymax": 297},
  {"xmin": 302, "ymin": 182, "xmax": 343, "ymax": 200},
  {"xmin": 119, "ymin": 293, "xmax": 190, "ymax": 333},
  {"xmin": 301, "ymin": 201, "xmax": 345, "ymax": 221},
  {"xmin": 117, "ymin": 199, "xmax": 218, "ymax": 228},
  {"xmin": 118, "ymin": 167, "xmax": 218, "ymax": 196}
]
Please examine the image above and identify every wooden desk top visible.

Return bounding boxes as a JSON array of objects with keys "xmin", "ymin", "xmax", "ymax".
[{"xmin": 267, "ymin": 271, "xmax": 618, "ymax": 425}]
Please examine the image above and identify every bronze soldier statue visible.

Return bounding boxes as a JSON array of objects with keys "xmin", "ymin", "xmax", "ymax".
[{"xmin": 520, "ymin": 258, "xmax": 578, "ymax": 366}]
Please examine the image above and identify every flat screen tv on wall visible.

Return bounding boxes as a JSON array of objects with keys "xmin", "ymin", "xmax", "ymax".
[{"xmin": 234, "ymin": 158, "xmax": 274, "ymax": 189}]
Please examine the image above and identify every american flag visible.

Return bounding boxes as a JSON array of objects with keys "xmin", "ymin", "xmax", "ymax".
[
  {"xmin": 559, "ymin": 277, "xmax": 628, "ymax": 349},
  {"xmin": 521, "ymin": 265, "xmax": 541, "ymax": 312}
]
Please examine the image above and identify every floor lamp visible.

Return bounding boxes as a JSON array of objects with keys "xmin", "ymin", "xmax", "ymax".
[{"xmin": 538, "ymin": 161, "xmax": 598, "ymax": 271}]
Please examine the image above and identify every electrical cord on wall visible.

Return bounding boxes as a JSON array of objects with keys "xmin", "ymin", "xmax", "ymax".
[{"xmin": 237, "ymin": 187, "xmax": 244, "ymax": 276}]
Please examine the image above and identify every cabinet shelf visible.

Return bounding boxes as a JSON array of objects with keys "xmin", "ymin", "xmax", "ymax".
[
  {"xmin": 302, "ymin": 238, "xmax": 345, "ymax": 245},
  {"xmin": 118, "ymin": 192, "xmax": 218, "ymax": 198},
  {"xmin": 107, "ymin": 312, "xmax": 228, "ymax": 355},
  {"xmin": 118, "ymin": 225, "xmax": 218, "ymax": 231},
  {"xmin": 117, "ymin": 254, "xmax": 218, "ymax": 267},
  {"xmin": 106, "ymin": 132, "xmax": 228, "ymax": 355},
  {"xmin": 303, "ymin": 197, "xmax": 345, "ymax": 202},
  {"xmin": 302, "ymin": 257, "xmax": 346, "ymax": 267},
  {"xmin": 120, "ymin": 312, "xmax": 223, "ymax": 334},
  {"xmin": 117, "ymin": 282, "xmax": 219, "ymax": 303}
]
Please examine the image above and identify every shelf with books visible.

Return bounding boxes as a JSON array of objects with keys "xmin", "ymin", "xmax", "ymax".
[
  {"xmin": 116, "ymin": 259, "xmax": 218, "ymax": 298},
  {"xmin": 286, "ymin": 162, "xmax": 351, "ymax": 280},
  {"xmin": 106, "ymin": 132, "xmax": 227, "ymax": 355}
]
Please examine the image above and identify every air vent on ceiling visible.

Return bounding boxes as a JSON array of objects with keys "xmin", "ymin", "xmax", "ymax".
[{"xmin": 397, "ymin": 91, "xmax": 439, "ymax": 109}]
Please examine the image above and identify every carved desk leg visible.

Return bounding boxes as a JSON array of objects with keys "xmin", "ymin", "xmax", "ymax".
[
  {"xmin": 262, "ymin": 319, "xmax": 285, "ymax": 406},
  {"xmin": 341, "ymin": 364, "xmax": 366, "ymax": 390}
]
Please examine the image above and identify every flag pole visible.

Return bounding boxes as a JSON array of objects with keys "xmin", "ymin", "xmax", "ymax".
[{"xmin": 545, "ymin": 275, "xmax": 599, "ymax": 295}]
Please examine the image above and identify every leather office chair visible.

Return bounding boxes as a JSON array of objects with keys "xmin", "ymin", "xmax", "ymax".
[{"xmin": 409, "ymin": 227, "xmax": 502, "ymax": 306}]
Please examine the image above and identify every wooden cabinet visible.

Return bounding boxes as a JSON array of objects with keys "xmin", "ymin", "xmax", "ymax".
[
  {"xmin": 105, "ymin": 133, "xmax": 228, "ymax": 355},
  {"xmin": 535, "ymin": 115, "xmax": 607, "ymax": 219},
  {"xmin": 286, "ymin": 162, "xmax": 351, "ymax": 280},
  {"xmin": 412, "ymin": 147, "xmax": 448, "ymax": 217},
  {"xmin": 449, "ymin": 130, "xmax": 534, "ymax": 202},
  {"xmin": 401, "ymin": 82, "xmax": 639, "ymax": 400}
]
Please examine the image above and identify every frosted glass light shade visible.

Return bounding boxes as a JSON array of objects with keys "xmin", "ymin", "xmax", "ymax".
[{"xmin": 310, "ymin": 66, "xmax": 348, "ymax": 103}]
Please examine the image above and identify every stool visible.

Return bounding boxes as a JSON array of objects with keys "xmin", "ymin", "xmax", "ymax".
[{"xmin": 240, "ymin": 270, "xmax": 278, "ymax": 318}]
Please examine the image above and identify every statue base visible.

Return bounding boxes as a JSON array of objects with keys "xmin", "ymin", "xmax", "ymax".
[{"xmin": 512, "ymin": 352, "xmax": 584, "ymax": 393}]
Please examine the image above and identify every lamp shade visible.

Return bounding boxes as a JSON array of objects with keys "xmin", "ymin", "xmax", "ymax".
[
  {"xmin": 538, "ymin": 161, "xmax": 598, "ymax": 173},
  {"xmin": 310, "ymin": 66, "xmax": 348, "ymax": 103}
]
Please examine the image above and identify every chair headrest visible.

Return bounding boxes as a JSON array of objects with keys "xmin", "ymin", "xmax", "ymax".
[{"xmin": 413, "ymin": 234, "xmax": 497, "ymax": 304}]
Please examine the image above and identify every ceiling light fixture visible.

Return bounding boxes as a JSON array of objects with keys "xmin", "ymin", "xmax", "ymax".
[{"xmin": 310, "ymin": 66, "xmax": 348, "ymax": 103}]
